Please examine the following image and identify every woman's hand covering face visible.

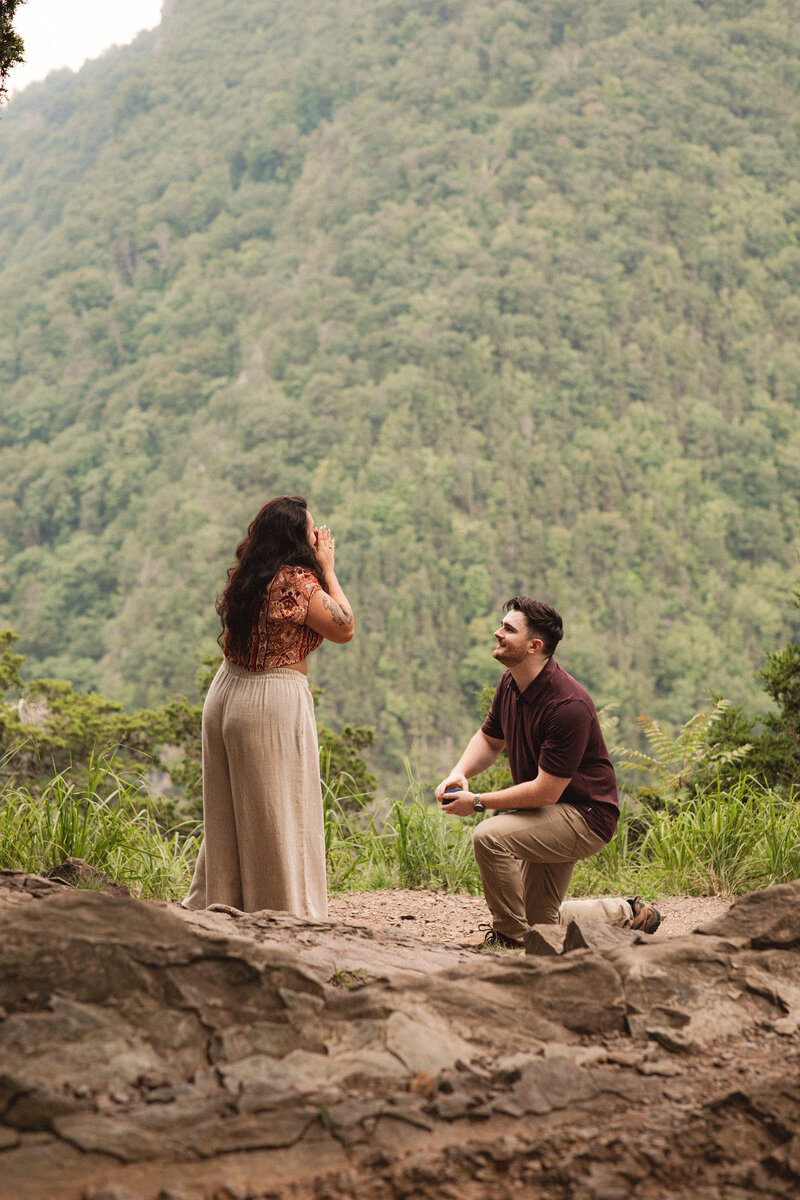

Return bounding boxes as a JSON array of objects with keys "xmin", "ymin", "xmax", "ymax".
[{"xmin": 313, "ymin": 524, "xmax": 335, "ymax": 573}]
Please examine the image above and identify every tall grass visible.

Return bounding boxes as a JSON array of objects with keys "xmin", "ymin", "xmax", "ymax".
[
  {"xmin": 0, "ymin": 753, "xmax": 199, "ymax": 899},
  {"xmin": 570, "ymin": 798, "xmax": 641, "ymax": 896},
  {"xmin": 326, "ymin": 772, "xmax": 800, "ymax": 899},
  {"xmin": 634, "ymin": 776, "xmax": 800, "ymax": 895},
  {"xmin": 323, "ymin": 764, "xmax": 484, "ymax": 894},
  {"xmin": 2, "ymin": 753, "xmax": 797, "ymax": 904}
]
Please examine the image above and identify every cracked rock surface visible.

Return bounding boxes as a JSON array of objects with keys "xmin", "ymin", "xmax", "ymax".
[{"xmin": 1, "ymin": 871, "xmax": 799, "ymax": 1199}]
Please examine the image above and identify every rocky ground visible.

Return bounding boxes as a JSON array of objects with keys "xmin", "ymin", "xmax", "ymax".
[{"xmin": 1, "ymin": 871, "xmax": 799, "ymax": 1200}]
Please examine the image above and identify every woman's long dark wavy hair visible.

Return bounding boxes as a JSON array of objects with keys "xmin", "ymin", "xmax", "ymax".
[{"xmin": 217, "ymin": 495, "xmax": 324, "ymax": 656}]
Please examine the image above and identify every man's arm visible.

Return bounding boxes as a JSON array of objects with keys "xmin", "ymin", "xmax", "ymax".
[
  {"xmin": 439, "ymin": 767, "xmax": 571, "ymax": 816},
  {"xmin": 434, "ymin": 730, "xmax": 505, "ymax": 799}
]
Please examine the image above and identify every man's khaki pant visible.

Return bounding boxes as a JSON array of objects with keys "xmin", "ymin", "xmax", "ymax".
[{"xmin": 472, "ymin": 803, "xmax": 628, "ymax": 938}]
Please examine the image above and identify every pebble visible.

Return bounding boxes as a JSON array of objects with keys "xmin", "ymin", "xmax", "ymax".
[{"xmin": 637, "ymin": 1060, "xmax": 683, "ymax": 1077}]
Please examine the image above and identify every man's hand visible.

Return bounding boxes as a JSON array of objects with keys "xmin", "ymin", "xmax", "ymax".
[
  {"xmin": 438, "ymin": 787, "xmax": 476, "ymax": 816},
  {"xmin": 435, "ymin": 772, "xmax": 468, "ymax": 802}
]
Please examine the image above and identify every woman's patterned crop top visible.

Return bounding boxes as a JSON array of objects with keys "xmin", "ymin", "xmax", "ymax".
[{"xmin": 224, "ymin": 565, "xmax": 323, "ymax": 670}]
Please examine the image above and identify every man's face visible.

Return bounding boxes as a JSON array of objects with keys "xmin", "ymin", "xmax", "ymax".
[{"xmin": 493, "ymin": 609, "xmax": 540, "ymax": 666}]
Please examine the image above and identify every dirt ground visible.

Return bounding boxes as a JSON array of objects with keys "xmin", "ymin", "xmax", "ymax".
[{"xmin": 327, "ymin": 888, "xmax": 733, "ymax": 942}]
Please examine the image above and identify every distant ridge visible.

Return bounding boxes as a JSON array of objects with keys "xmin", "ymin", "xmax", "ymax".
[{"xmin": 1, "ymin": 0, "xmax": 798, "ymax": 774}]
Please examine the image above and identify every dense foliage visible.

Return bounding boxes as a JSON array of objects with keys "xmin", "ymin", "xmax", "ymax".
[
  {"xmin": 707, "ymin": 580, "xmax": 800, "ymax": 790},
  {"xmin": 0, "ymin": 0, "xmax": 24, "ymax": 102},
  {"xmin": 1, "ymin": 0, "xmax": 799, "ymax": 780},
  {"xmin": 0, "ymin": 630, "xmax": 376, "ymax": 827}
]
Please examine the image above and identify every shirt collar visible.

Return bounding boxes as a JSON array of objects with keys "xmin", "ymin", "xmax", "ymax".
[{"xmin": 510, "ymin": 656, "xmax": 556, "ymax": 704}]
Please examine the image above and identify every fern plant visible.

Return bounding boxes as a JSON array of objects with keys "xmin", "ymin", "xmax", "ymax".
[{"xmin": 618, "ymin": 699, "xmax": 751, "ymax": 803}]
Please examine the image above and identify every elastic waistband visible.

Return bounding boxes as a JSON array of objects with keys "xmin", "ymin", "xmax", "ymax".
[{"xmin": 220, "ymin": 660, "xmax": 310, "ymax": 684}]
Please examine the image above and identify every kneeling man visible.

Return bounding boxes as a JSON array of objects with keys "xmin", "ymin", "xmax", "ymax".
[{"xmin": 436, "ymin": 597, "xmax": 659, "ymax": 948}]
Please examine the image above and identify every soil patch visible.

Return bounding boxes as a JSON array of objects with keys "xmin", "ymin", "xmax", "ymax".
[{"xmin": 328, "ymin": 887, "xmax": 733, "ymax": 941}]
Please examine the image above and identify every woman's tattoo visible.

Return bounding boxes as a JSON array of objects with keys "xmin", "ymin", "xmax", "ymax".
[{"xmin": 322, "ymin": 594, "xmax": 353, "ymax": 626}]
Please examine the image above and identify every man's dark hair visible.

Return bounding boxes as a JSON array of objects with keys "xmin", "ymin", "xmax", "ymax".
[{"xmin": 504, "ymin": 597, "xmax": 563, "ymax": 658}]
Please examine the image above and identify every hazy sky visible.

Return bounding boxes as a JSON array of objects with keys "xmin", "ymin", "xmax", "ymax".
[{"xmin": 10, "ymin": 0, "xmax": 163, "ymax": 94}]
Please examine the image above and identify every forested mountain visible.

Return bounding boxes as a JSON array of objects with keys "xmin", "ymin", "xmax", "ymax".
[{"xmin": 1, "ymin": 0, "xmax": 799, "ymax": 779}]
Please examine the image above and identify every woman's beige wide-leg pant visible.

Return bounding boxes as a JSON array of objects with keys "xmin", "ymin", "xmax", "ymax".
[{"xmin": 183, "ymin": 662, "xmax": 327, "ymax": 919}]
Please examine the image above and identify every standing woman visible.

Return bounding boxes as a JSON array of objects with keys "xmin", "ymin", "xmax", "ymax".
[{"xmin": 183, "ymin": 495, "xmax": 354, "ymax": 917}]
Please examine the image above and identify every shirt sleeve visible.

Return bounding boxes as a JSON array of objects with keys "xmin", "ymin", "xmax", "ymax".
[
  {"xmin": 480, "ymin": 683, "xmax": 505, "ymax": 741},
  {"xmin": 538, "ymin": 699, "xmax": 593, "ymax": 779},
  {"xmin": 274, "ymin": 567, "xmax": 321, "ymax": 623}
]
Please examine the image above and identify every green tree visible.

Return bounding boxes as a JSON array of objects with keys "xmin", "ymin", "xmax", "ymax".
[
  {"xmin": 0, "ymin": 635, "xmax": 375, "ymax": 830},
  {"xmin": 710, "ymin": 579, "xmax": 800, "ymax": 792},
  {"xmin": 0, "ymin": 0, "xmax": 24, "ymax": 102},
  {"xmin": 1, "ymin": 0, "xmax": 800, "ymax": 783},
  {"xmin": 619, "ymin": 700, "xmax": 752, "ymax": 806}
]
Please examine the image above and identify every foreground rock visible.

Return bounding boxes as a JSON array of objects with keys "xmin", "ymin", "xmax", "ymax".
[{"xmin": 0, "ymin": 871, "xmax": 799, "ymax": 1199}]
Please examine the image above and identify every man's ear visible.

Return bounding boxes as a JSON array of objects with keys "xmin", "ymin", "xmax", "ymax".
[{"xmin": 528, "ymin": 637, "xmax": 544, "ymax": 655}]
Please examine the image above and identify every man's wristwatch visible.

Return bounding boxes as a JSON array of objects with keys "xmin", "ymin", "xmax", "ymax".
[{"xmin": 472, "ymin": 793, "xmax": 486, "ymax": 813}]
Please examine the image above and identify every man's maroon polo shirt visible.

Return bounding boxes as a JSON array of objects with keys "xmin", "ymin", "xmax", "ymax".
[{"xmin": 481, "ymin": 658, "xmax": 619, "ymax": 842}]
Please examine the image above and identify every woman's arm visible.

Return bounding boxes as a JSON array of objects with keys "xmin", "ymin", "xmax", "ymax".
[{"xmin": 304, "ymin": 526, "xmax": 355, "ymax": 644}]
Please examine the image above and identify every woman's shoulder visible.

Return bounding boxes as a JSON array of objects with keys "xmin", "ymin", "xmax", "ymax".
[
  {"xmin": 273, "ymin": 563, "xmax": 319, "ymax": 583},
  {"xmin": 270, "ymin": 564, "xmax": 321, "ymax": 597}
]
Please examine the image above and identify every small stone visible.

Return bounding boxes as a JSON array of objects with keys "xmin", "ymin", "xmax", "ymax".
[
  {"xmin": 637, "ymin": 1060, "xmax": 683, "ymax": 1077},
  {"xmin": 409, "ymin": 1070, "xmax": 437, "ymax": 1099},
  {"xmin": 604, "ymin": 1050, "xmax": 640, "ymax": 1067},
  {"xmin": 491, "ymin": 1097, "xmax": 525, "ymax": 1118},
  {"xmin": 467, "ymin": 1104, "xmax": 492, "ymax": 1120},
  {"xmin": 325, "ymin": 1096, "xmax": 385, "ymax": 1132},
  {"xmin": 495, "ymin": 1052, "xmax": 539, "ymax": 1077},
  {"xmin": 382, "ymin": 1097, "xmax": 434, "ymax": 1131},
  {"xmin": 429, "ymin": 1092, "xmax": 476, "ymax": 1120},
  {"xmin": 47, "ymin": 857, "xmax": 131, "ymax": 897},
  {"xmin": 563, "ymin": 920, "xmax": 645, "ymax": 953},
  {"xmin": 138, "ymin": 1073, "xmax": 172, "ymax": 1090},
  {"xmin": 541, "ymin": 1043, "xmax": 607, "ymax": 1066},
  {"xmin": 625, "ymin": 1013, "xmax": 649, "ymax": 1040},
  {"xmin": 144, "ymin": 1087, "xmax": 187, "ymax": 1104},
  {"xmin": 648, "ymin": 1027, "xmax": 693, "ymax": 1054},
  {"xmin": 524, "ymin": 925, "xmax": 565, "ymax": 956},
  {"xmin": 457, "ymin": 1059, "xmax": 493, "ymax": 1079}
]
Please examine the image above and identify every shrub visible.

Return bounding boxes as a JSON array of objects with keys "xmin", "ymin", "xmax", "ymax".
[{"xmin": 0, "ymin": 752, "xmax": 199, "ymax": 900}]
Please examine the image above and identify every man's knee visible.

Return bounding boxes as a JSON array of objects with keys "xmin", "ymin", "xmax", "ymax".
[{"xmin": 471, "ymin": 816, "xmax": 503, "ymax": 859}]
